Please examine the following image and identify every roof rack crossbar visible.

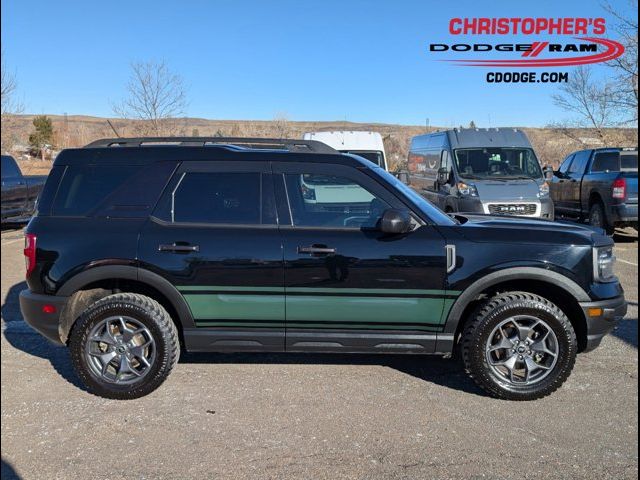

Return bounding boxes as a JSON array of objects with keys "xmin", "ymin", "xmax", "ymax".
[{"xmin": 84, "ymin": 137, "xmax": 337, "ymax": 154}]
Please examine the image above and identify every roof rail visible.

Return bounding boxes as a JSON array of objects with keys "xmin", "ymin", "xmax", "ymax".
[{"xmin": 84, "ymin": 137, "xmax": 337, "ymax": 154}]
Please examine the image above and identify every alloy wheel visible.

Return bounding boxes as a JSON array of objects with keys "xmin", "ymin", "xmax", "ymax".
[
  {"xmin": 84, "ymin": 316, "xmax": 156, "ymax": 385},
  {"xmin": 485, "ymin": 315, "xmax": 559, "ymax": 386}
]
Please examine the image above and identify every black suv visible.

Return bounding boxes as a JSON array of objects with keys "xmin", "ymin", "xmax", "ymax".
[{"xmin": 20, "ymin": 137, "xmax": 626, "ymax": 401}]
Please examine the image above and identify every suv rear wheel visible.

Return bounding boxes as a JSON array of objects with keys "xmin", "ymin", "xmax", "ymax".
[
  {"xmin": 461, "ymin": 292, "xmax": 577, "ymax": 400},
  {"xmin": 69, "ymin": 293, "xmax": 180, "ymax": 399}
]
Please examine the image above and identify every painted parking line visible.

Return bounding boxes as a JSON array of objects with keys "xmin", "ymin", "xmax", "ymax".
[
  {"xmin": 617, "ymin": 258, "xmax": 638, "ymax": 267},
  {"xmin": 1, "ymin": 238, "xmax": 23, "ymax": 246}
]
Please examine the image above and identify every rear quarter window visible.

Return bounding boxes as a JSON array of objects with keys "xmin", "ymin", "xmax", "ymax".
[{"xmin": 51, "ymin": 162, "xmax": 175, "ymax": 217}]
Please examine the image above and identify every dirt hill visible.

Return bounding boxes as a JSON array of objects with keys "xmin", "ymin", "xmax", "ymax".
[{"xmin": 2, "ymin": 114, "xmax": 637, "ymax": 175}]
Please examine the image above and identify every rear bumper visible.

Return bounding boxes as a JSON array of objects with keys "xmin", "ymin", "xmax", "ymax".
[
  {"xmin": 610, "ymin": 203, "xmax": 638, "ymax": 224},
  {"xmin": 579, "ymin": 295, "xmax": 627, "ymax": 352},
  {"xmin": 19, "ymin": 290, "xmax": 68, "ymax": 345}
]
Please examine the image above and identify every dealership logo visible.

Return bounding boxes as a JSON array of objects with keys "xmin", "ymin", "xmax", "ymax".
[{"xmin": 429, "ymin": 18, "xmax": 625, "ymax": 68}]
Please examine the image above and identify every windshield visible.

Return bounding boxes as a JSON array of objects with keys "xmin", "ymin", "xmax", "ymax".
[
  {"xmin": 341, "ymin": 150, "xmax": 384, "ymax": 167},
  {"xmin": 454, "ymin": 148, "xmax": 543, "ymax": 179},
  {"xmin": 371, "ymin": 167, "xmax": 457, "ymax": 226}
]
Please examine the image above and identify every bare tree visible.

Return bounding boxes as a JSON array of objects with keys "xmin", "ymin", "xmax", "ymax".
[
  {"xmin": 1, "ymin": 50, "xmax": 24, "ymax": 152},
  {"xmin": 553, "ymin": 2, "xmax": 638, "ymax": 137},
  {"xmin": 272, "ymin": 113, "xmax": 292, "ymax": 138},
  {"xmin": 603, "ymin": 0, "xmax": 638, "ymax": 124},
  {"xmin": 552, "ymin": 66, "xmax": 623, "ymax": 141},
  {"xmin": 113, "ymin": 60, "xmax": 188, "ymax": 135}
]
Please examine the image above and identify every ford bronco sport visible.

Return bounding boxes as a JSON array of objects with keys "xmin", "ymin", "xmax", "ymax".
[{"xmin": 19, "ymin": 137, "xmax": 627, "ymax": 400}]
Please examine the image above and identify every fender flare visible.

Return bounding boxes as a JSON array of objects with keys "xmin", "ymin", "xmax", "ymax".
[
  {"xmin": 57, "ymin": 265, "xmax": 195, "ymax": 329},
  {"xmin": 442, "ymin": 267, "xmax": 590, "ymax": 334}
]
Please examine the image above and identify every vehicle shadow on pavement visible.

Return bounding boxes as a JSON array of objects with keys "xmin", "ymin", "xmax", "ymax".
[
  {"xmin": 1, "ymin": 281, "xmax": 85, "ymax": 390},
  {"xmin": 613, "ymin": 230, "xmax": 639, "ymax": 244},
  {"xmin": 1, "ymin": 458, "xmax": 22, "ymax": 480},
  {"xmin": 179, "ymin": 352, "xmax": 485, "ymax": 397},
  {"xmin": 614, "ymin": 301, "xmax": 638, "ymax": 349},
  {"xmin": 3, "ymin": 277, "xmax": 635, "ymax": 396}
]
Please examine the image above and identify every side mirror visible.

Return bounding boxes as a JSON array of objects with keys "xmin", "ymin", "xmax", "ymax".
[
  {"xmin": 396, "ymin": 171, "xmax": 410, "ymax": 185},
  {"xmin": 437, "ymin": 167, "xmax": 450, "ymax": 185},
  {"xmin": 379, "ymin": 208, "xmax": 412, "ymax": 234},
  {"xmin": 543, "ymin": 165, "xmax": 554, "ymax": 181}
]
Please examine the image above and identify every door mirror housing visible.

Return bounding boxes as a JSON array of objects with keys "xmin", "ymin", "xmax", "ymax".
[
  {"xmin": 437, "ymin": 167, "xmax": 450, "ymax": 185},
  {"xmin": 379, "ymin": 209, "xmax": 412, "ymax": 234},
  {"xmin": 543, "ymin": 165, "xmax": 554, "ymax": 181},
  {"xmin": 395, "ymin": 171, "xmax": 410, "ymax": 185}
]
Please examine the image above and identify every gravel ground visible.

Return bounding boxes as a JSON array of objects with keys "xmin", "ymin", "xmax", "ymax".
[{"xmin": 1, "ymin": 225, "xmax": 637, "ymax": 480}]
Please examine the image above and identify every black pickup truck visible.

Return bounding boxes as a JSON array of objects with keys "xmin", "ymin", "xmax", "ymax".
[
  {"xmin": 1, "ymin": 155, "xmax": 47, "ymax": 224},
  {"xmin": 550, "ymin": 148, "xmax": 638, "ymax": 234}
]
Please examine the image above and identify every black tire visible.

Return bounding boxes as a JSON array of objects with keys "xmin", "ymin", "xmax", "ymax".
[
  {"xmin": 588, "ymin": 202, "xmax": 614, "ymax": 235},
  {"xmin": 69, "ymin": 293, "xmax": 180, "ymax": 400},
  {"xmin": 461, "ymin": 292, "xmax": 577, "ymax": 401}
]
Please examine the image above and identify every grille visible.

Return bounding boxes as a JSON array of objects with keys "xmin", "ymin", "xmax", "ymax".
[{"xmin": 488, "ymin": 204, "xmax": 537, "ymax": 216}]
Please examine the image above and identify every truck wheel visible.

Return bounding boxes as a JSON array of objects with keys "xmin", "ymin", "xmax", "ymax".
[
  {"xmin": 461, "ymin": 292, "xmax": 577, "ymax": 401},
  {"xmin": 69, "ymin": 293, "xmax": 180, "ymax": 400},
  {"xmin": 588, "ymin": 202, "xmax": 614, "ymax": 235}
]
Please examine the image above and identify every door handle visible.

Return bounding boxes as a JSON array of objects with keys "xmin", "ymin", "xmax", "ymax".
[
  {"xmin": 297, "ymin": 245, "xmax": 337, "ymax": 255},
  {"xmin": 158, "ymin": 243, "xmax": 200, "ymax": 253}
]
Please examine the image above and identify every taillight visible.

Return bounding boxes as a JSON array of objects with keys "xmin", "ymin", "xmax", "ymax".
[
  {"xmin": 612, "ymin": 178, "xmax": 627, "ymax": 199},
  {"xmin": 24, "ymin": 233, "xmax": 37, "ymax": 277}
]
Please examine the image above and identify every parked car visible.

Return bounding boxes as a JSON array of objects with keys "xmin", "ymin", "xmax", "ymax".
[
  {"xmin": 550, "ymin": 148, "xmax": 638, "ymax": 234},
  {"xmin": 1, "ymin": 154, "xmax": 47, "ymax": 224},
  {"xmin": 20, "ymin": 137, "xmax": 625, "ymax": 401},
  {"xmin": 406, "ymin": 128, "xmax": 554, "ymax": 219},
  {"xmin": 303, "ymin": 131, "xmax": 388, "ymax": 170}
]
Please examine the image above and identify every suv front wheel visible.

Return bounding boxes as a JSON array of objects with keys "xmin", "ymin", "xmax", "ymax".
[
  {"xmin": 69, "ymin": 293, "xmax": 180, "ymax": 399},
  {"xmin": 461, "ymin": 292, "xmax": 577, "ymax": 401}
]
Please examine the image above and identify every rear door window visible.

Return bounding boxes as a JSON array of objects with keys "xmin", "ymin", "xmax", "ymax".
[
  {"xmin": 591, "ymin": 152, "xmax": 620, "ymax": 172},
  {"xmin": 156, "ymin": 172, "xmax": 276, "ymax": 225}
]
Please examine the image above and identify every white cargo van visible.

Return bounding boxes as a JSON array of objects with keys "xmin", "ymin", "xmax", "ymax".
[{"xmin": 302, "ymin": 131, "xmax": 388, "ymax": 170}]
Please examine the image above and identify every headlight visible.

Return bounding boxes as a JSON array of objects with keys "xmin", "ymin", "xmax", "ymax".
[
  {"xmin": 537, "ymin": 182, "xmax": 550, "ymax": 198},
  {"xmin": 457, "ymin": 182, "xmax": 478, "ymax": 197},
  {"xmin": 593, "ymin": 246, "xmax": 616, "ymax": 282}
]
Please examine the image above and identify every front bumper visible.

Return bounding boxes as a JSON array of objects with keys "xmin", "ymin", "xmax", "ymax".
[
  {"xmin": 19, "ymin": 290, "xmax": 69, "ymax": 345},
  {"xmin": 457, "ymin": 196, "xmax": 554, "ymax": 219},
  {"xmin": 579, "ymin": 295, "xmax": 627, "ymax": 352}
]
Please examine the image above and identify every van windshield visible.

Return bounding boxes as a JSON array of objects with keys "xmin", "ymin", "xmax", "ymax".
[
  {"xmin": 453, "ymin": 148, "xmax": 543, "ymax": 180},
  {"xmin": 341, "ymin": 150, "xmax": 384, "ymax": 167}
]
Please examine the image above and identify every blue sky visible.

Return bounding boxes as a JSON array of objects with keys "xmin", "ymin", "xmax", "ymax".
[{"xmin": 1, "ymin": 0, "xmax": 634, "ymax": 126}]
